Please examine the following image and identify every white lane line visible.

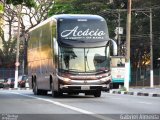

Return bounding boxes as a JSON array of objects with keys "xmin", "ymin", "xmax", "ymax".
[
  {"xmin": 111, "ymin": 98, "xmax": 122, "ymax": 100},
  {"xmin": 138, "ymin": 102, "xmax": 152, "ymax": 105},
  {"xmin": 3, "ymin": 91, "xmax": 115, "ymax": 120}
]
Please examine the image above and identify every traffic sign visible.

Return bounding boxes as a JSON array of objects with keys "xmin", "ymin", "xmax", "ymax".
[
  {"xmin": 115, "ymin": 27, "xmax": 123, "ymax": 35},
  {"xmin": 15, "ymin": 62, "xmax": 20, "ymax": 66}
]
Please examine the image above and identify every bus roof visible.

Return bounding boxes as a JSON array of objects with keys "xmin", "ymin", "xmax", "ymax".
[
  {"xmin": 54, "ymin": 14, "xmax": 105, "ymax": 20},
  {"xmin": 29, "ymin": 14, "xmax": 105, "ymax": 32}
]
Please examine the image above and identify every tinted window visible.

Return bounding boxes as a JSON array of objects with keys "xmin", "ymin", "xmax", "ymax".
[
  {"xmin": 22, "ymin": 76, "xmax": 28, "ymax": 81},
  {"xmin": 59, "ymin": 46, "xmax": 110, "ymax": 72}
]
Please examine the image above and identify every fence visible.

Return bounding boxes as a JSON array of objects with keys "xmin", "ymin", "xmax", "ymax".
[
  {"xmin": 0, "ymin": 68, "xmax": 22, "ymax": 79},
  {"xmin": 1, "ymin": 67, "xmax": 160, "ymax": 87},
  {"xmin": 131, "ymin": 68, "xmax": 160, "ymax": 87}
]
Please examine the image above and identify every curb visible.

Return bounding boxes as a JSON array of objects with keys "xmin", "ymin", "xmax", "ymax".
[
  {"xmin": 0, "ymin": 88, "xmax": 31, "ymax": 90},
  {"xmin": 109, "ymin": 90, "xmax": 160, "ymax": 97}
]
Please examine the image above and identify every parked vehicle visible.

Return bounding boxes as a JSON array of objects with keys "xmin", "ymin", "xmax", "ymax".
[
  {"xmin": 0, "ymin": 79, "xmax": 5, "ymax": 88},
  {"xmin": 18, "ymin": 75, "xmax": 28, "ymax": 88},
  {"xmin": 3, "ymin": 79, "xmax": 8, "ymax": 88},
  {"xmin": 3, "ymin": 78, "xmax": 15, "ymax": 88},
  {"xmin": 110, "ymin": 56, "xmax": 131, "ymax": 89}
]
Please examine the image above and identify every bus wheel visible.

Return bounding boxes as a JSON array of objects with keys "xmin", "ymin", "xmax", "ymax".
[
  {"xmin": 94, "ymin": 91, "xmax": 101, "ymax": 97},
  {"xmin": 51, "ymin": 82, "xmax": 61, "ymax": 97},
  {"xmin": 33, "ymin": 81, "xmax": 40, "ymax": 95},
  {"xmin": 52, "ymin": 91, "xmax": 60, "ymax": 97},
  {"xmin": 41, "ymin": 90, "xmax": 48, "ymax": 95}
]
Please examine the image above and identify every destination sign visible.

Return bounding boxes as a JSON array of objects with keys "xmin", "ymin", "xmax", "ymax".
[
  {"xmin": 61, "ymin": 26, "xmax": 106, "ymax": 40},
  {"xmin": 59, "ymin": 19, "xmax": 109, "ymax": 41}
]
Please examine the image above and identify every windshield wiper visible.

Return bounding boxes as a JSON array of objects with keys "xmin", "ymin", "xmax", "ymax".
[
  {"xmin": 68, "ymin": 69, "xmax": 83, "ymax": 72},
  {"xmin": 96, "ymin": 68, "xmax": 109, "ymax": 73}
]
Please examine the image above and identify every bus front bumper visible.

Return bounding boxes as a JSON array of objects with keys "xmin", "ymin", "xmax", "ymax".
[{"xmin": 59, "ymin": 84, "xmax": 110, "ymax": 93}]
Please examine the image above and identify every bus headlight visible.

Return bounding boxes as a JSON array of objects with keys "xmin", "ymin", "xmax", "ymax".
[
  {"xmin": 57, "ymin": 75, "xmax": 71, "ymax": 82},
  {"xmin": 100, "ymin": 76, "xmax": 111, "ymax": 83},
  {"xmin": 63, "ymin": 77, "xmax": 71, "ymax": 82}
]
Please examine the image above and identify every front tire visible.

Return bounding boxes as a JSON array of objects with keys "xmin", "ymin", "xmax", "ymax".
[
  {"xmin": 51, "ymin": 82, "xmax": 61, "ymax": 97},
  {"xmin": 41, "ymin": 90, "xmax": 48, "ymax": 95},
  {"xmin": 94, "ymin": 91, "xmax": 101, "ymax": 97}
]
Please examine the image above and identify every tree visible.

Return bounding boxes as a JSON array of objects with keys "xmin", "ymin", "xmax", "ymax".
[
  {"xmin": 131, "ymin": 1, "xmax": 160, "ymax": 69},
  {"xmin": 49, "ymin": 0, "xmax": 127, "ymax": 55},
  {"xmin": 49, "ymin": 0, "xmax": 120, "ymax": 36},
  {"xmin": 49, "ymin": 0, "xmax": 160, "ymax": 86},
  {"xmin": 0, "ymin": 0, "xmax": 54, "ymax": 70},
  {"xmin": 0, "ymin": 0, "xmax": 35, "ymax": 68},
  {"xmin": 0, "ymin": 2, "xmax": 4, "ymax": 41},
  {"xmin": 5, "ymin": 0, "xmax": 35, "ymax": 7}
]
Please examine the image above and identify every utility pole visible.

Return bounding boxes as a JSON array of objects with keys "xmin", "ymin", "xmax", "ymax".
[
  {"xmin": 150, "ymin": 8, "xmax": 154, "ymax": 88},
  {"xmin": 14, "ymin": 5, "xmax": 22, "ymax": 88},
  {"xmin": 135, "ymin": 8, "xmax": 154, "ymax": 88},
  {"xmin": 124, "ymin": 0, "xmax": 132, "ymax": 91},
  {"xmin": 118, "ymin": 11, "xmax": 121, "ymax": 55}
]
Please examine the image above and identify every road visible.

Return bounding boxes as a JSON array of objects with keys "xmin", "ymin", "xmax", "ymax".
[{"xmin": 0, "ymin": 89, "xmax": 160, "ymax": 120}]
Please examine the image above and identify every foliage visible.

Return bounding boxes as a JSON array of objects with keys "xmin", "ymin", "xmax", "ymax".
[
  {"xmin": 49, "ymin": 0, "xmax": 160, "ymax": 74},
  {"xmin": 131, "ymin": 0, "xmax": 160, "ymax": 70},
  {"xmin": 0, "ymin": 0, "xmax": 36, "ymax": 68},
  {"xmin": 0, "ymin": 0, "xmax": 53, "ymax": 69},
  {"xmin": 49, "ymin": 0, "xmax": 74, "ymax": 15},
  {"xmin": 49, "ymin": 0, "xmax": 120, "ymax": 37},
  {"xmin": 6, "ymin": 0, "xmax": 35, "ymax": 7},
  {"xmin": 0, "ymin": 3, "xmax": 3, "ymax": 13},
  {"xmin": 1, "ymin": 0, "xmax": 160, "ymax": 76},
  {"xmin": 49, "ymin": 0, "xmax": 113, "ymax": 15},
  {"xmin": 0, "ymin": 3, "xmax": 4, "ymax": 37},
  {"xmin": 111, "ymin": 0, "xmax": 127, "ymax": 9},
  {"xmin": 49, "ymin": 0, "xmax": 127, "ymax": 55}
]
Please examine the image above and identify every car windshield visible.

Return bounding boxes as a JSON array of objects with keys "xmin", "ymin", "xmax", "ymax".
[
  {"xmin": 18, "ymin": 75, "xmax": 28, "ymax": 81},
  {"xmin": 0, "ymin": 79, "xmax": 4, "ymax": 82},
  {"xmin": 22, "ymin": 76, "xmax": 28, "ymax": 80},
  {"xmin": 58, "ymin": 46, "xmax": 110, "ymax": 73}
]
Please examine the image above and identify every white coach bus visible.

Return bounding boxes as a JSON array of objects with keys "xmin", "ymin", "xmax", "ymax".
[{"xmin": 27, "ymin": 14, "xmax": 117, "ymax": 97}]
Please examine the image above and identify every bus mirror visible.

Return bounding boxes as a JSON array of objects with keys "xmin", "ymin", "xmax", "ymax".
[
  {"xmin": 109, "ymin": 39, "xmax": 117, "ymax": 56},
  {"xmin": 53, "ymin": 38, "xmax": 58, "ymax": 55},
  {"xmin": 106, "ymin": 46, "xmax": 110, "ymax": 57}
]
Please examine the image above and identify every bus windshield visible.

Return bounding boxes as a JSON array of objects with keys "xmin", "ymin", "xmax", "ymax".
[{"xmin": 58, "ymin": 46, "xmax": 110, "ymax": 73}]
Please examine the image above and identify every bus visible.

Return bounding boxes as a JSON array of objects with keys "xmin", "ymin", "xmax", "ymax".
[
  {"xmin": 110, "ymin": 56, "xmax": 126, "ymax": 88},
  {"xmin": 27, "ymin": 14, "xmax": 117, "ymax": 97}
]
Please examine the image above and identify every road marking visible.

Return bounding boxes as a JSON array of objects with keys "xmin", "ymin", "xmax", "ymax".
[
  {"xmin": 3, "ymin": 91, "xmax": 115, "ymax": 120},
  {"xmin": 111, "ymin": 98, "xmax": 122, "ymax": 100},
  {"xmin": 138, "ymin": 102, "xmax": 152, "ymax": 105}
]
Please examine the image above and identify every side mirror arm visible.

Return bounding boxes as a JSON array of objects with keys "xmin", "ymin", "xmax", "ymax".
[{"xmin": 107, "ymin": 39, "xmax": 118, "ymax": 56}]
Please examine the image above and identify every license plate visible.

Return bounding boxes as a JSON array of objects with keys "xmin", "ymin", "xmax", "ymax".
[{"xmin": 81, "ymin": 86, "xmax": 90, "ymax": 90}]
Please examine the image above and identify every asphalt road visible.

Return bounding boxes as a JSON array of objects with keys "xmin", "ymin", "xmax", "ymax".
[{"xmin": 0, "ymin": 90, "xmax": 160, "ymax": 120}]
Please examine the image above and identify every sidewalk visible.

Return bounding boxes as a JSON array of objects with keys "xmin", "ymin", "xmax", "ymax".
[{"xmin": 109, "ymin": 87, "xmax": 160, "ymax": 97}]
